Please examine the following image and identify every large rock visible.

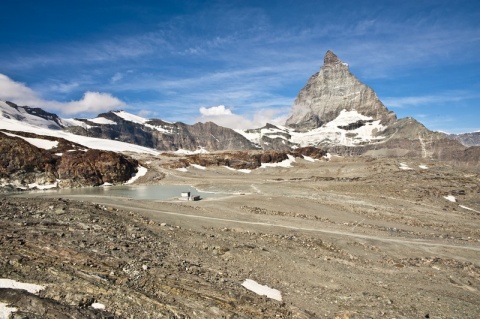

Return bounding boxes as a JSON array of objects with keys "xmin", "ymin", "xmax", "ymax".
[
  {"xmin": 0, "ymin": 132, "xmax": 57, "ymax": 184},
  {"xmin": 0, "ymin": 132, "xmax": 139, "ymax": 189},
  {"xmin": 286, "ymin": 50, "xmax": 396, "ymax": 131},
  {"xmin": 56, "ymin": 149, "xmax": 138, "ymax": 187}
]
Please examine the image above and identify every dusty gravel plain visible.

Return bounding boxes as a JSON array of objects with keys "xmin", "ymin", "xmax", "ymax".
[{"xmin": 1, "ymin": 155, "xmax": 480, "ymax": 318}]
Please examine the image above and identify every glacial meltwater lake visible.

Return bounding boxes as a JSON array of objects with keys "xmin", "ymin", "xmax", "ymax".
[{"xmin": 47, "ymin": 184, "xmax": 221, "ymax": 201}]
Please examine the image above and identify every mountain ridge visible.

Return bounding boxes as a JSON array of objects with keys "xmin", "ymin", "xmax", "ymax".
[{"xmin": 0, "ymin": 50, "xmax": 478, "ymax": 170}]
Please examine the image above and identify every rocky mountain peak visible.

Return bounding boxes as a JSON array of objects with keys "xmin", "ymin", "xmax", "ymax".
[
  {"xmin": 285, "ymin": 51, "xmax": 396, "ymax": 132},
  {"xmin": 323, "ymin": 50, "xmax": 342, "ymax": 67}
]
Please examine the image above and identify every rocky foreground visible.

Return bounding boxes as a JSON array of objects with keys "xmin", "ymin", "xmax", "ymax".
[{"xmin": 1, "ymin": 156, "xmax": 480, "ymax": 318}]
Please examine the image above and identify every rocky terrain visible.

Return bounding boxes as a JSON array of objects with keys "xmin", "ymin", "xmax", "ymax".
[
  {"xmin": 0, "ymin": 131, "xmax": 139, "ymax": 189},
  {"xmin": 1, "ymin": 156, "xmax": 479, "ymax": 318},
  {"xmin": 450, "ymin": 131, "xmax": 480, "ymax": 147},
  {"xmin": 66, "ymin": 112, "xmax": 257, "ymax": 152}
]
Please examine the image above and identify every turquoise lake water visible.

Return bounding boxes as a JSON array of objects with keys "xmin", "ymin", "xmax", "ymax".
[{"xmin": 49, "ymin": 184, "xmax": 219, "ymax": 201}]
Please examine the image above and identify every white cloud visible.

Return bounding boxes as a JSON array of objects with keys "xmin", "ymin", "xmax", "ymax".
[
  {"xmin": 199, "ymin": 105, "xmax": 232, "ymax": 116},
  {"xmin": 0, "ymin": 73, "xmax": 125, "ymax": 116},
  {"xmin": 63, "ymin": 92, "xmax": 125, "ymax": 115},
  {"xmin": 111, "ymin": 72, "xmax": 123, "ymax": 83},
  {"xmin": 0, "ymin": 74, "xmax": 41, "ymax": 106},
  {"xmin": 197, "ymin": 105, "xmax": 287, "ymax": 130}
]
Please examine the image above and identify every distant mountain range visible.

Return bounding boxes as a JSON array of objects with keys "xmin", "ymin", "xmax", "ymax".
[{"xmin": 0, "ymin": 50, "xmax": 479, "ymax": 190}]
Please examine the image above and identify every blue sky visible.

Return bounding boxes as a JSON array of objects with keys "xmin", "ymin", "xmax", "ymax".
[{"xmin": 0, "ymin": 0, "xmax": 479, "ymax": 133}]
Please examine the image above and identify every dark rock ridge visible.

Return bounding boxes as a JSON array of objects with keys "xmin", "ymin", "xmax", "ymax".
[
  {"xmin": 0, "ymin": 132, "xmax": 138, "ymax": 189},
  {"xmin": 66, "ymin": 111, "xmax": 257, "ymax": 152},
  {"xmin": 285, "ymin": 50, "xmax": 396, "ymax": 131},
  {"xmin": 449, "ymin": 131, "xmax": 480, "ymax": 147},
  {"xmin": 2, "ymin": 101, "xmax": 64, "ymax": 129},
  {"xmin": 165, "ymin": 147, "xmax": 327, "ymax": 170}
]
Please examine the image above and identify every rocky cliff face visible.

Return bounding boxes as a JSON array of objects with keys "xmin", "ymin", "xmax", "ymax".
[
  {"xmin": 285, "ymin": 50, "xmax": 396, "ymax": 131},
  {"xmin": 0, "ymin": 132, "xmax": 139, "ymax": 189},
  {"xmin": 0, "ymin": 132, "xmax": 57, "ymax": 186},
  {"xmin": 66, "ymin": 111, "xmax": 257, "ymax": 152},
  {"xmin": 448, "ymin": 131, "xmax": 480, "ymax": 147}
]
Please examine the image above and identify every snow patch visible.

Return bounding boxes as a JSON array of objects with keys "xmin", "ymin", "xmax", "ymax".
[
  {"xmin": 399, "ymin": 163, "xmax": 412, "ymax": 170},
  {"xmin": 89, "ymin": 117, "xmax": 117, "ymax": 125},
  {"xmin": 302, "ymin": 155, "xmax": 315, "ymax": 162},
  {"xmin": 113, "ymin": 111, "xmax": 148, "ymax": 124},
  {"xmin": 223, "ymin": 166, "xmax": 252, "ymax": 174},
  {"xmin": 91, "ymin": 303, "xmax": 106, "ymax": 310},
  {"xmin": 241, "ymin": 279, "xmax": 282, "ymax": 301},
  {"xmin": 419, "ymin": 165, "xmax": 429, "ymax": 169},
  {"xmin": 459, "ymin": 205, "xmax": 480, "ymax": 213},
  {"xmin": 261, "ymin": 155, "xmax": 295, "ymax": 168},
  {"xmin": 3, "ymin": 132, "xmax": 59, "ymax": 150},
  {"xmin": 174, "ymin": 148, "xmax": 209, "ymax": 155},
  {"xmin": 444, "ymin": 195, "xmax": 456, "ymax": 202},
  {"xmin": 0, "ymin": 279, "xmax": 45, "ymax": 294},
  {"xmin": 125, "ymin": 166, "xmax": 147, "ymax": 184},
  {"xmin": 28, "ymin": 182, "xmax": 58, "ymax": 190},
  {"xmin": 1, "ymin": 303, "xmax": 18, "ymax": 318},
  {"xmin": 175, "ymin": 167, "xmax": 189, "ymax": 172},
  {"xmin": 61, "ymin": 118, "xmax": 92, "ymax": 129},
  {"xmin": 190, "ymin": 164, "xmax": 206, "ymax": 170}
]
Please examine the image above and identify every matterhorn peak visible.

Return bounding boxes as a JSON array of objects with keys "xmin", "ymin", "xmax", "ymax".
[
  {"xmin": 323, "ymin": 50, "xmax": 343, "ymax": 67},
  {"xmin": 285, "ymin": 51, "xmax": 396, "ymax": 132}
]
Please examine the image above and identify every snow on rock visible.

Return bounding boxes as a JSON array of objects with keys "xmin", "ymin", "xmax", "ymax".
[
  {"xmin": 460, "ymin": 205, "xmax": 480, "ymax": 213},
  {"xmin": 91, "ymin": 303, "xmax": 106, "ymax": 310},
  {"xmin": 0, "ymin": 279, "xmax": 45, "ymax": 294},
  {"xmin": 125, "ymin": 166, "xmax": 148, "ymax": 184},
  {"xmin": 444, "ymin": 195, "xmax": 456, "ymax": 202},
  {"xmin": 1, "ymin": 303, "xmax": 18, "ymax": 318},
  {"xmin": 399, "ymin": 163, "xmax": 412, "ymax": 170},
  {"xmin": 113, "ymin": 111, "xmax": 148, "ymax": 124},
  {"xmin": 190, "ymin": 164, "xmax": 206, "ymax": 170},
  {"xmin": 3, "ymin": 132, "xmax": 59, "ymax": 150},
  {"xmin": 241, "ymin": 279, "xmax": 282, "ymax": 301},
  {"xmin": 0, "ymin": 101, "xmax": 61, "ymax": 129},
  {"xmin": 28, "ymin": 182, "xmax": 58, "ymax": 190},
  {"xmin": 61, "ymin": 118, "xmax": 92, "ymax": 129},
  {"xmin": 174, "ymin": 148, "xmax": 209, "ymax": 155},
  {"xmin": 0, "ymin": 116, "xmax": 160, "ymax": 155},
  {"xmin": 223, "ymin": 166, "xmax": 252, "ymax": 174},
  {"xmin": 175, "ymin": 167, "xmax": 189, "ymax": 172},
  {"xmin": 101, "ymin": 182, "xmax": 113, "ymax": 187},
  {"xmin": 302, "ymin": 155, "xmax": 315, "ymax": 162},
  {"xmin": 289, "ymin": 110, "xmax": 386, "ymax": 147},
  {"xmin": 88, "ymin": 117, "xmax": 117, "ymax": 125},
  {"xmin": 261, "ymin": 155, "xmax": 296, "ymax": 168}
]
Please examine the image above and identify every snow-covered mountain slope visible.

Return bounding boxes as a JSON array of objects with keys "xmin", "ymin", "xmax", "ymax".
[
  {"xmin": 0, "ymin": 101, "xmax": 64, "ymax": 129},
  {"xmin": 237, "ymin": 109, "xmax": 386, "ymax": 148},
  {"xmin": 0, "ymin": 101, "xmax": 160, "ymax": 155}
]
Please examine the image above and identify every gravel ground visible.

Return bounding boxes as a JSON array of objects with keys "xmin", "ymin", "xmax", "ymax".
[{"xmin": 1, "ymin": 156, "xmax": 480, "ymax": 318}]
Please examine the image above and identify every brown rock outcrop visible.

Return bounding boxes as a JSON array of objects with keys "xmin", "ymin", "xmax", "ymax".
[
  {"xmin": 57, "ymin": 149, "xmax": 138, "ymax": 187},
  {"xmin": 0, "ymin": 132, "xmax": 57, "ymax": 184},
  {"xmin": 0, "ymin": 132, "xmax": 139, "ymax": 189}
]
